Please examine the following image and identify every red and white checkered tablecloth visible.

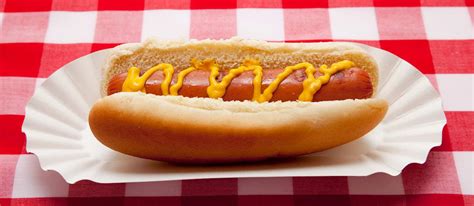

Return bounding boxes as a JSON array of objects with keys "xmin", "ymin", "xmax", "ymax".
[{"xmin": 0, "ymin": 0, "xmax": 473, "ymax": 205}]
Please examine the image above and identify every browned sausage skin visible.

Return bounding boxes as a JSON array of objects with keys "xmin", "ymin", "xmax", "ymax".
[{"xmin": 107, "ymin": 68, "xmax": 373, "ymax": 102}]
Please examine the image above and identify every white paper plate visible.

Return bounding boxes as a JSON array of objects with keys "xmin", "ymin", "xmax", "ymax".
[{"xmin": 22, "ymin": 43, "xmax": 446, "ymax": 183}]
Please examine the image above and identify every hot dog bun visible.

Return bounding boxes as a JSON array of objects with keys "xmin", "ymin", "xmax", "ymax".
[
  {"xmin": 89, "ymin": 93, "xmax": 387, "ymax": 163},
  {"xmin": 90, "ymin": 37, "xmax": 388, "ymax": 163}
]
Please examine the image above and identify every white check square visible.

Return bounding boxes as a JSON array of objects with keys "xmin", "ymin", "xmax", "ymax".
[
  {"xmin": 45, "ymin": 11, "xmax": 97, "ymax": 43},
  {"xmin": 329, "ymin": 7, "xmax": 379, "ymax": 40},
  {"xmin": 453, "ymin": 152, "xmax": 474, "ymax": 195},
  {"xmin": 237, "ymin": 9, "xmax": 284, "ymax": 41},
  {"xmin": 0, "ymin": 13, "xmax": 3, "ymax": 29},
  {"xmin": 422, "ymin": 7, "xmax": 473, "ymax": 39},
  {"xmin": 436, "ymin": 74, "xmax": 474, "ymax": 111},
  {"xmin": 142, "ymin": 10, "xmax": 190, "ymax": 40}
]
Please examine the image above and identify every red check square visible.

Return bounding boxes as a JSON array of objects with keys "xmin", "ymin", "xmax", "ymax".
[
  {"xmin": 282, "ymin": 0, "xmax": 328, "ymax": 8},
  {"xmin": 91, "ymin": 43, "xmax": 120, "ymax": 52},
  {"xmin": 445, "ymin": 112, "xmax": 474, "ymax": 151},
  {"xmin": 429, "ymin": 40, "xmax": 474, "ymax": 73},
  {"xmin": 0, "ymin": 199, "xmax": 10, "ymax": 206},
  {"xmin": 98, "ymin": 0, "xmax": 144, "ymax": 10},
  {"xmin": 376, "ymin": 8, "xmax": 426, "ymax": 40},
  {"xmin": 237, "ymin": 0, "xmax": 281, "ymax": 8},
  {"xmin": 350, "ymin": 195, "xmax": 406, "ymax": 206},
  {"xmin": 10, "ymin": 199, "xmax": 68, "ymax": 205},
  {"xmin": 182, "ymin": 178, "xmax": 237, "ymax": 196},
  {"xmin": 402, "ymin": 152, "xmax": 462, "ymax": 194},
  {"xmin": 183, "ymin": 196, "xmax": 237, "ymax": 206},
  {"xmin": 69, "ymin": 180, "xmax": 125, "ymax": 197},
  {"xmin": 328, "ymin": 0, "xmax": 373, "ymax": 7},
  {"xmin": 465, "ymin": 196, "xmax": 474, "ymax": 206},
  {"xmin": 406, "ymin": 194, "xmax": 465, "ymax": 206},
  {"xmin": 380, "ymin": 40, "xmax": 435, "ymax": 74},
  {"xmin": 295, "ymin": 195, "xmax": 351, "ymax": 205},
  {"xmin": 124, "ymin": 197, "xmax": 181, "ymax": 206},
  {"xmin": 39, "ymin": 44, "xmax": 91, "ymax": 78},
  {"xmin": 67, "ymin": 197, "xmax": 123, "ymax": 206},
  {"xmin": 0, "ymin": 77, "xmax": 36, "ymax": 115},
  {"xmin": 145, "ymin": 0, "xmax": 190, "ymax": 9},
  {"xmin": 0, "ymin": 155, "xmax": 20, "ymax": 198},
  {"xmin": 284, "ymin": 9, "xmax": 331, "ymax": 40},
  {"xmin": 52, "ymin": 0, "xmax": 98, "ymax": 10},
  {"xmin": 374, "ymin": 0, "xmax": 420, "ymax": 6},
  {"xmin": 0, "ymin": 12, "xmax": 49, "ymax": 43},
  {"xmin": 420, "ymin": 0, "xmax": 466, "ymax": 6},
  {"xmin": 0, "ymin": 1, "xmax": 5, "ymax": 10},
  {"xmin": 0, "ymin": 43, "xmax": 43, "ymax": 77},
  {"xmin": 3, "ymin": 0, "xmax": 52, "ymax": 12},
  {"xmin": 190, "ymin": 9, "xmax": 237, "ymax": 39},
  {"xmin": 0, "ymin": 76, "xmax": 36, "ymax": 116},
  {"xmin": 94, "ymin": 11, "xmax": 143, "ymax": 43},
  {"xmin": 293, "ymin": 177, "xmax": 349, "ymax": 194},
  {"xmin": 238, "ymin": 196, "xmax": 293, "ymax": 206},
  {"xmin": 0, "ymin": 115, "xmax": 26, "ymax": 154},
  {"xmin": 190, "ymin": 0, "xmax": 237, "ymax": 9}
]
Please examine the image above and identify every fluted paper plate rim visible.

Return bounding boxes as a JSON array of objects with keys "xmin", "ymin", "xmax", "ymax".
[{"xmin": 22, "ymin": 42, "xmax": 446, "ymax": 183}]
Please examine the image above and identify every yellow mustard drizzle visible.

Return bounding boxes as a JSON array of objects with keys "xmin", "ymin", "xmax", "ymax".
[
  {"xmin": 122, "ymin": 64, "xmax": 174, "ymax": 95},
  {"xmin": 299, "ymin": 60, "xmax": 355, "ymax": 101},
  {"xmin": 257, "ymin": 62, "xmax": 314, "ymax": 103},
  {"xmin": 169, "ymin": 66, "xmax": 196, "ymax": 95},
  {"xmin": 207, "ymin": 59, "xmax": 263, "ymax": 100},
  {"xmin": 122, "ymin": 59, "xmax": 355, "ymax": 102}
]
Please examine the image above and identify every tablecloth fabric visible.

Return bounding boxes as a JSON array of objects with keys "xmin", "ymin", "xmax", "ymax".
[{"xmin": 0, "ymin": 0, "xmax": 473, "ymax": 205}]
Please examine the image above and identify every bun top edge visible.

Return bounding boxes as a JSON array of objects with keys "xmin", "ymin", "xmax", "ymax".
[{"xmin": 112, "ymin": 36, "xmax": 365, "ymax": 54}]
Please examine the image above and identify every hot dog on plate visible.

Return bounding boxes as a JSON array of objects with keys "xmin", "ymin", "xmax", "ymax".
[{"xmin": 89, "ymin": 38, "xmax": 388, "ymax": 164}]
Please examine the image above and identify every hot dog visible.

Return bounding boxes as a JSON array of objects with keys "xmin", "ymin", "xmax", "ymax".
[
  {"xmin": 106, "ymin": 67, "xmax": 374, "ymax": 102},
  {"xmin": 89, "ymin": 38, "xmax": 388, "ymax": 164}
]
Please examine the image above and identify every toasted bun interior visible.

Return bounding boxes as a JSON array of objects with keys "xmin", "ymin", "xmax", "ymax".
[
  {"xmin": 102, "ymin": 37, "xmax": 379, "ymax": 96},
  {"xmin": 89, "ymin": 93, "xmax": 388, "ymax": 163}
]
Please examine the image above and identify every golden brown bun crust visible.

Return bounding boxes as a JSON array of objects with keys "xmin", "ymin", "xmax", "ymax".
[{"xmin": 89, "ymin": 93, "xmax": 388, "ymax": 164}]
